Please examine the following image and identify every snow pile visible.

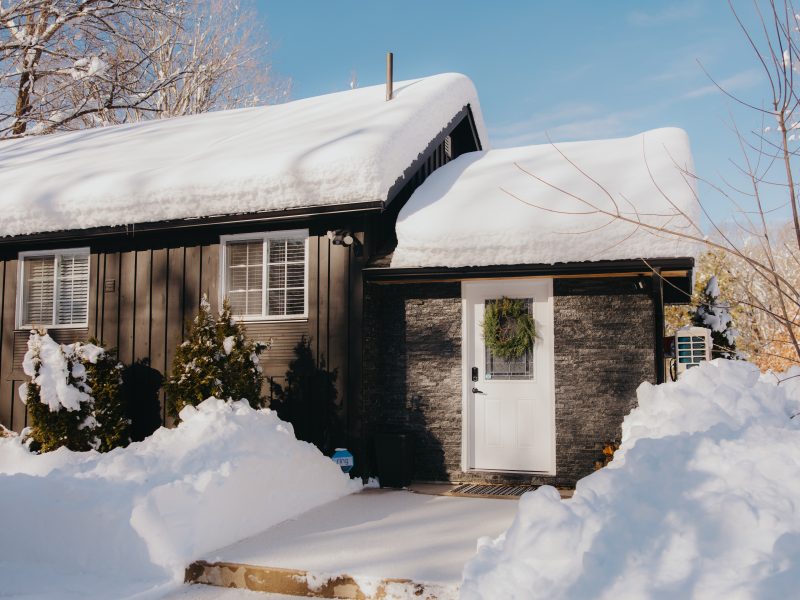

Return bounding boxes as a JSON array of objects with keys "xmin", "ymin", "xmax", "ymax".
[
  {"xmin": 461, "ymin": 360, "xmax": 800, "ymax": 600},
  {"xmin": 0, "ymin": 73, "xmax": 486, "ymax": 237},
  {"xmin": 0, "ymin": 398, "xmax": 359, "ymax": 599},
  {"xmin": 393, "ymin": 128, "xmax": 698, "ymax": 268}
]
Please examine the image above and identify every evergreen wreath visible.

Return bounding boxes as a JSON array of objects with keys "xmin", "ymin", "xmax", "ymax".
[{"xmin": 482, "ymin": 297, "xmax": 536, "ymax": 360}]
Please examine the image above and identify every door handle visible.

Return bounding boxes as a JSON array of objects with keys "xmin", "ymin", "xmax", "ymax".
[{"xmin": 472, "ymin": 387, "xmax": 486, "ymax": 394}]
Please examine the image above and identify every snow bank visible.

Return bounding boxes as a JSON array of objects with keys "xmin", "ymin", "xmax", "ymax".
[
  {"xmin": 0, "ymin": 73, "xmax": 486, "ymax": 238},
  {"xmin": 461, "ymin": 360, "xmax": 800, "ymax": 600},
  {"xmin": 393, "ymin": 128, "xmax": 698, "ymax": 268},
  {"xmin": 0, "ymin": 398, "xmax": 359, "ymax": 599}
]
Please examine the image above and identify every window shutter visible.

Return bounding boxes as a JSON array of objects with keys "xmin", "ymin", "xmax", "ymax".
[
  {"xmin": 23, "ymin": 256, "xmax": 55, "ymax": 326},
  {"xmin": 56, "ymin": 253, "xmax": 89, "ymax": 325}
]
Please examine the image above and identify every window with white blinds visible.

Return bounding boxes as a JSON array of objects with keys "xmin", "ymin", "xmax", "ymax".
[
  {"xmin": 18, "ymin": 250, "xmax": 90, "ymax": 328},
  {"xmin": 221, "ymin": 231, "xmax": 308, "ymax": 319}
]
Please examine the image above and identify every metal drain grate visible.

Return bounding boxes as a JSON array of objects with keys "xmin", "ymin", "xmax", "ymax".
[{"xmin": 447, "ymin": 483, "xmax": 537, "ymax": 498}]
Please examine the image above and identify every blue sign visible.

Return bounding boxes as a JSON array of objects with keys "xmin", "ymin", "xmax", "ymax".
[{"xmin": 332, "ymin": 448, "xmax": 354, "ymax": 473}]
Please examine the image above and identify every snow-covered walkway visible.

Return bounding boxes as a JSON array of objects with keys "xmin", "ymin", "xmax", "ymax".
[{"xmin": 194, "ymin": 489, "xmax": 518, "ymax": 597}]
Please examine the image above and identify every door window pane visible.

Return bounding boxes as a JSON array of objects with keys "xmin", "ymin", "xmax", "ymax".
[{"xmin": 484, "ymin": 298, "xmax": 535, "ymax": 381}]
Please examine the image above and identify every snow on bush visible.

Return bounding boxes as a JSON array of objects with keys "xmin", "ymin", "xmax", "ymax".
[
  {"xmin": 165, "ymin": 298, "xmax": 268, "ymax": 420},
  {"xmin": 0, "ymin": 398, "xmax": 359, "ymax": 599},
  {"xmin": 461, "ymin": 360, "xmax": 800, "ymax": 600},
  {"xmin": 21, "ymin": 330, "xmax": 128, "ymax": 452}
]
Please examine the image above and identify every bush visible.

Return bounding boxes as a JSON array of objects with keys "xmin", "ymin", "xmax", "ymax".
[
  {"xmin": 165, "ymin": 297, "xmax": 268, "ymax": 420},
  {"xmin": 21, "ymin": 331, "xmax": 129, "ymax": 453}
]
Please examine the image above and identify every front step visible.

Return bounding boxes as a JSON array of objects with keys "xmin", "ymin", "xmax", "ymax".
[{"xmin": 185, "ymin": 560, "xmax": 457, "ymax": 600}]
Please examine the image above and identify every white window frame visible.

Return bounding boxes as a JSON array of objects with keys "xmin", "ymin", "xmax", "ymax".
[
  {"xmin": 16, "ymin": 247, "xmax": 91, "ymax": 330},
  {"xmin": 219, "ymin": 230, "xmax": 309, "ymax": 321}
]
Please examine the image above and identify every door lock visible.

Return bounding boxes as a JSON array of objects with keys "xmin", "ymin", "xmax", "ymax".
[{"xmin": 472, "ymin": 387, "xmax": 486, "ymax": 394}]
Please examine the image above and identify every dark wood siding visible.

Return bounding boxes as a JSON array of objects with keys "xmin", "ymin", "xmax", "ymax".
[{"xmin": 0, "ymin": 232, "xmax": 361, "ymax": 433}]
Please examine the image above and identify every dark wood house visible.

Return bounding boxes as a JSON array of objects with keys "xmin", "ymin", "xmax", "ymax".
[{"xmin": 0, "ymin": 74, "xmax": 693, "ymax": 487}]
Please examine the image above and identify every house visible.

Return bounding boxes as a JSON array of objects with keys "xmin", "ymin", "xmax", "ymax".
[{"xmin": 0, "ymin": 73, "xmax": 694, "ymax": 487}]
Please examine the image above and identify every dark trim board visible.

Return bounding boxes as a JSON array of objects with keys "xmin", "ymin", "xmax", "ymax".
[
  {"xmin": 364, "ymin": 257, "xmax": 694, "ymax": 306},
  {"xmin": 363, "ymin": 257, "xmax": 694, "ymax": 281},
  {"xmin": 0, "ymin": 202, "xmax": 385, "ymax": 252}
]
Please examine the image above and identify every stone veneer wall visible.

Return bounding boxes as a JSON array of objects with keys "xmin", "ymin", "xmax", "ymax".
[
  {"xmin": 362, "ymin": 283, "xmax": 463, "ymax": 480},
  {"xmin": 362, "ymin": 277, "xmax": 656, "ymax": 487}
]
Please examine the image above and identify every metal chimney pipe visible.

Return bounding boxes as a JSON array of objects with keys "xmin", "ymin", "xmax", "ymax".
[{"xmin": 386, "ymin": 52, "xmax": 393, "ymax": 101}]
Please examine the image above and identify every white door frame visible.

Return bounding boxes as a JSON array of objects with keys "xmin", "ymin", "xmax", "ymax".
[{"xmin": 461, "ymin": 278, "xmax": 556, "ymax": 475}]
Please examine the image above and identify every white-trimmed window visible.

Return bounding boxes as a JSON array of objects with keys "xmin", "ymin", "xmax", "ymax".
[
  {"xmin": 17, "ymin": 249, "xmax": 90, "ymax": 329},
  {"xmin": 220, "ymin": 230, "xmax": 308, "ymax": 320}
]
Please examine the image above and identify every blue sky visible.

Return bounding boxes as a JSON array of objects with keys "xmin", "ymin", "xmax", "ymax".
[{"xmin": 257, "ymin": 1, "xmax": 776, "ymax": 220}]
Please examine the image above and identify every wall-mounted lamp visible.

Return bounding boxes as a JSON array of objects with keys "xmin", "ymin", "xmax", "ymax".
[{"xmin": 326, "ymin": 229, "xmax": 363, "ymax": 257}]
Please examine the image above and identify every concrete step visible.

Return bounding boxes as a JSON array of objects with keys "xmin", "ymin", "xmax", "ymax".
[{"xmin": 185, "ymin": 560, "xmax": 457, "ymax": 599}]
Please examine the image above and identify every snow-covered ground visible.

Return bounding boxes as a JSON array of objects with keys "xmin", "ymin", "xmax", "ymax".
[
  {"xmin": 3, "ymin": 359, "xmax": 799, "ymax": 600},
  {"xmin": 201, "ymin": 488, "xmax": 517, "ymax": 597},
  {"xmin": 461, "ymin": 361, "xmax": 800, "ymax": 600},
  {"xmin": 0, "ymin": 398, "xmax": 359, "ymax": 600}
]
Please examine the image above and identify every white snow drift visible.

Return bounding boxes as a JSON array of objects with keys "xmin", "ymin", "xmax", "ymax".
[
  {"xmin": 460, "ymin": 360, "xmax": 800, "ymax": 600},
  {"xmin": 0, "ymin": 398, "xmax": 359, "ymax": 600},
  {"xmin": 393, "ymin": 127, "xmax": 698, "ymax": 267},
  {"xmin": 0, "ymin": 73, "xmax": 486, "ymax": 238}
]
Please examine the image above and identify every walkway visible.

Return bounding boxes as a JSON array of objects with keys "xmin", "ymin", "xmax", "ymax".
[{"xmin": 187, "ymin": 489, "xmax": 519, "ymax": 599}]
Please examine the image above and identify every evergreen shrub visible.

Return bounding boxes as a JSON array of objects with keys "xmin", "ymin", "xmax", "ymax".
[
  {"xmin": 22, "ymin": 331, "xmax": 129, "ymax": 453},
  {"xmin": 165, "ymin": 297, "xmax": 268, "ymax": 420}
]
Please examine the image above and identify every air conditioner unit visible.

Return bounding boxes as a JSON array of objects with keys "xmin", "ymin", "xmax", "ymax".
[{"xmin": 674, "ymin": 326, "xmax": 711, "ymax": 377}]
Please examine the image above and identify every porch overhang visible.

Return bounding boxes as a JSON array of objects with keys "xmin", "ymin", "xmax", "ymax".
[{"xmin": 363, "ymin": 257, "xmax": 694, "ymax": 305}]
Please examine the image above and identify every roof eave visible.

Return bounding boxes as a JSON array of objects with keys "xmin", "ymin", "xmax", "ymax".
[
  {"xmin": 0, "ymin": 200, "xmax": 385, "ymax": 247},
  {"xmin": 363, "ymin": 257, "xmax": 695, "ymax": 283}
]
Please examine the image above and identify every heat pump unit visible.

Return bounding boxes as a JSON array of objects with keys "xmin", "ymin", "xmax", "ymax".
[{"xmin": 674, "ymin": 326, "xmax": 711, "ymax": 377}]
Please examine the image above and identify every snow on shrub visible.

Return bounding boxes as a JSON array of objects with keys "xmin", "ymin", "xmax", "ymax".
[
  {"xmin": 0, "ymin": 397, "xmax": 359, "ymax": 599},
  {"xmin": 165, "ymin": 297, "xmax": 268, "ymax": 420},
  {"xmin": 461, "ymin": 360, "xmax": 800, "ymax": 600},
  {"xmin": 21, "ymin": 330, "xmax": 128, "ymax": 452}
]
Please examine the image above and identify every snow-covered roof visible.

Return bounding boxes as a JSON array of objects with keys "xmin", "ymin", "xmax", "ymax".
[
  {"xmin": 0, "ymin": 73, "xmax": 486, "ymax": 238},
  {"xmin": 391, "ymin": 128, "xmax": 699, "ymax": 268}
]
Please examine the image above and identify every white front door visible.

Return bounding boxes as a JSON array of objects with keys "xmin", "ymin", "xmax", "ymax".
[{"xmin": 463, "ymin": 279, "xmax": 555, "ymax": 474}]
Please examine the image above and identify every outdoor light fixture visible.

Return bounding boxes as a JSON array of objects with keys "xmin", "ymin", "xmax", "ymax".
[{"xmin": 326, "ymin": 229, "xmax": 363, "ymax": 256}]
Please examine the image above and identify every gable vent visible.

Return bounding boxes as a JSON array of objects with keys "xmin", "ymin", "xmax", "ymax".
[{"xmin": 444, "ymin": 135, "xmax": 453, "ymax": 160}]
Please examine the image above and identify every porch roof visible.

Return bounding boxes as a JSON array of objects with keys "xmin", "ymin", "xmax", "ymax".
[{"xmin": 391, "ymin": 128, "xmax": 699, "ymax": 269}]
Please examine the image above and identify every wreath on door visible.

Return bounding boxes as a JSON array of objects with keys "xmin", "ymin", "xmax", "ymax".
[{"xmin": 482, "ymin": 297, "xmax": 536, "ymax": 360}]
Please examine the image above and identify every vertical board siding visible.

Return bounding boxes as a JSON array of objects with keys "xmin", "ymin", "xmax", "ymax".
[
  {"xmin": 0, "ymin": 231, "xmax": 360, "ymax": 434},
  {"xmin": 200, "ymin": 243, "xmax": 219, "ymax": 313},
  {"xmin": 11, "ymin": 378, "xmax": 25, "ymax": 431},
  {"xmin": 88, "ymin": 253, "xmax": 100, "ymax": 339},
  {"xmin": 316, "ymin": 238, "xmax": 330, "ymax": 368},
  {"xmin": 183, "ymin": 246, "xmax": 201, "ymax": 327},
  {"xmin": 101, "ymin": 252, "xmax": 121, "ymax": 350},
  {"xmin": 165, "ymin": 247, "xmax": 185, "ymax": 426},
  {"xmin": 150, "ymin": 249, "xmax": 169, "ymax": 419},
  {"xmin": 134, "ymin": 249, "xmax": 152, "ymax": 363},
  {"xmin": 0, "ymin": 261, "xmax": 9, "ymax": 429},
  {"xmin": 1, "ymin": 260, "xmax": 18, "ymax": 430},
  {"xmin": 118, "ymin": 251, "xmax": 136, "ymax": 365},
  {"xmin": 328, "ymin": 242, "xmax": 349, "ymax": 406}
]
